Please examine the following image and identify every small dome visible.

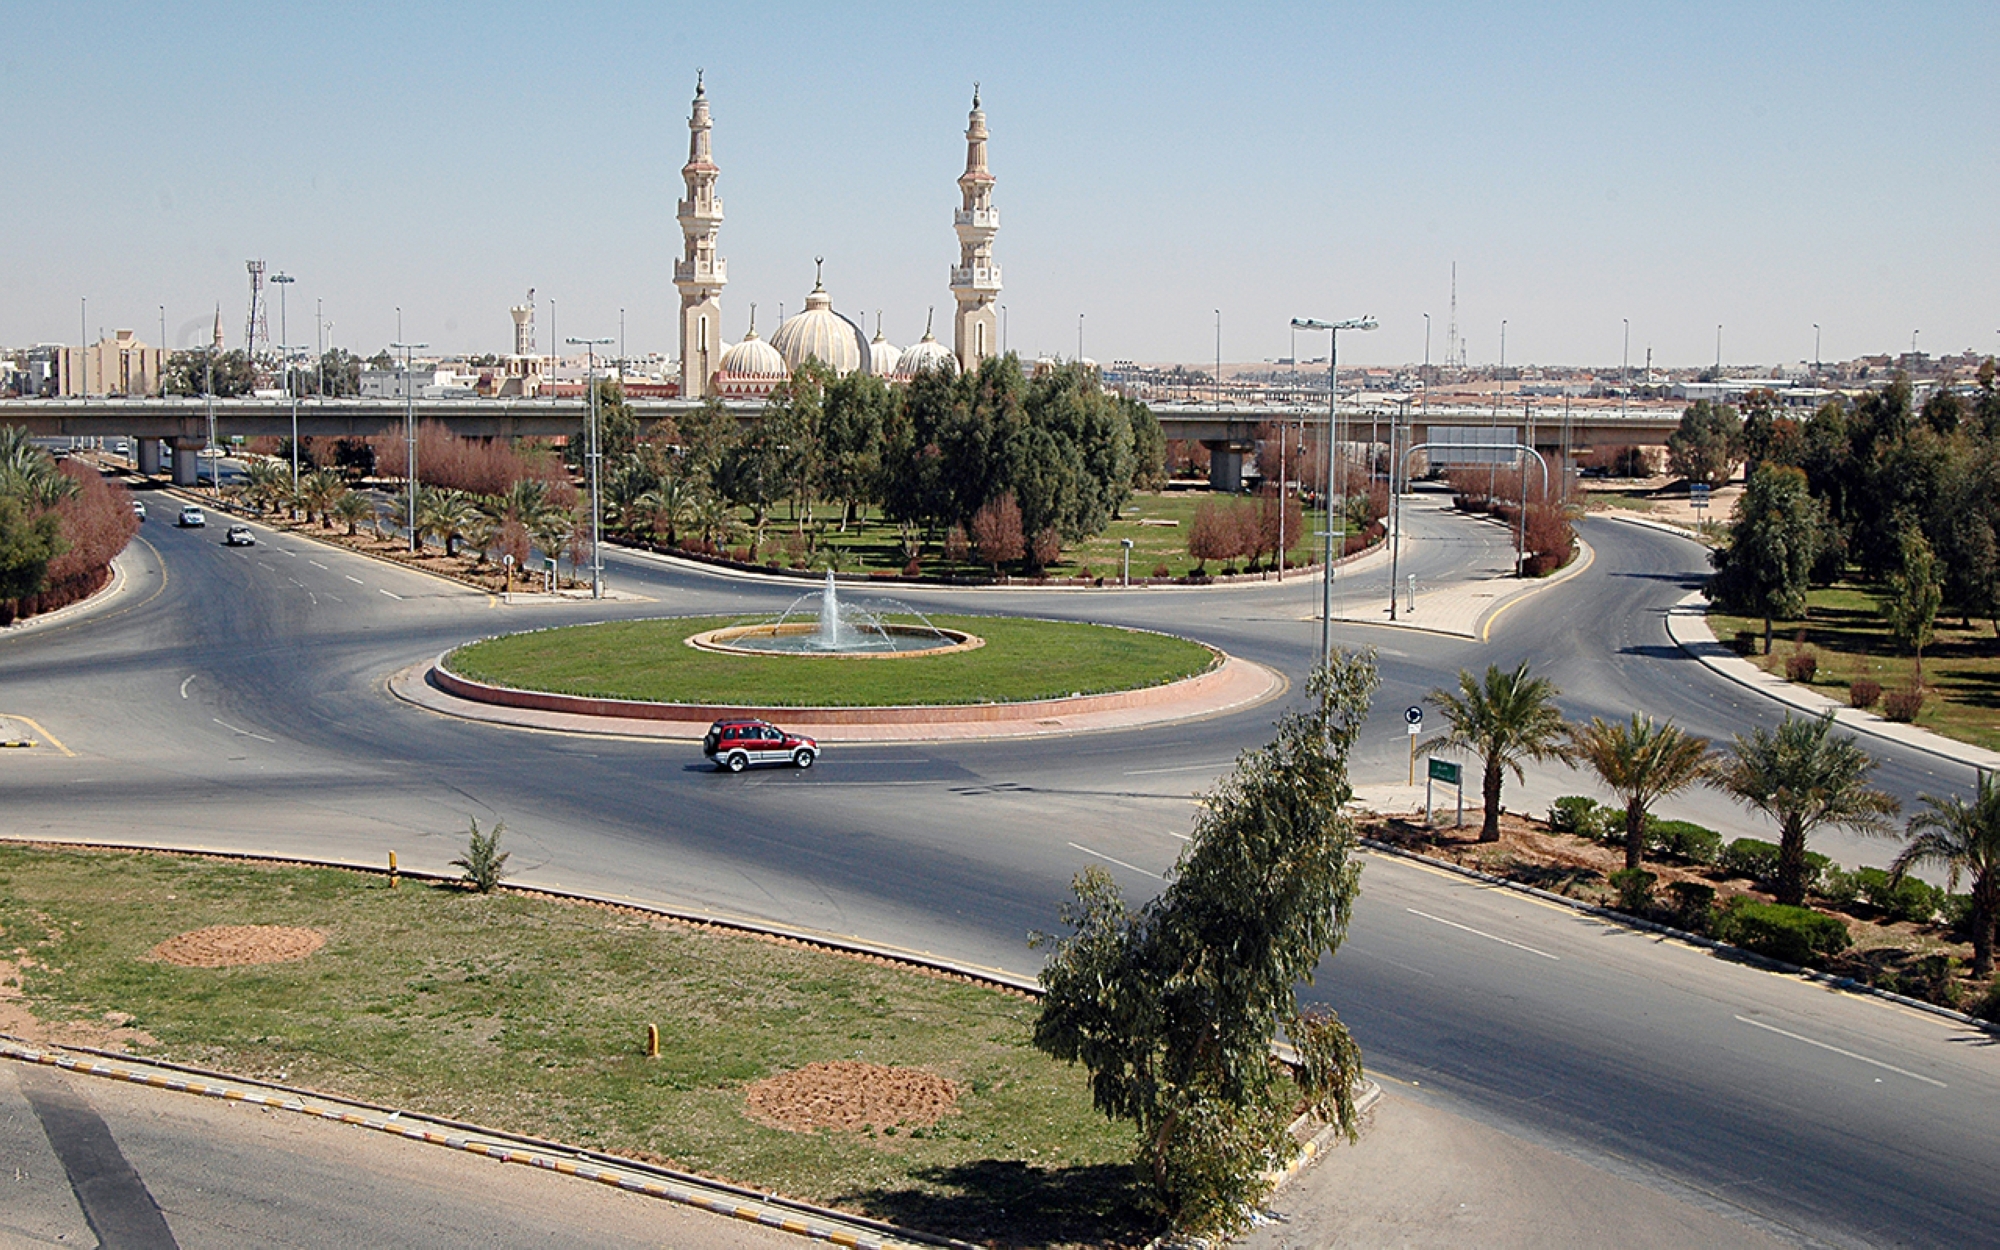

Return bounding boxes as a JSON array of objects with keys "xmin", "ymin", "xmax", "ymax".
[
  {"xmin": 718, "ymin": 330, "xmax": 785, "ymax": 378},
  {"xmin": 867, "ymin": 326, "xmax": 902, "ymax": 379},
  {"xmin": 771, "ymin": 271, "xmax": 869, "ymax": 376},
  {"xmin": 896, "ymin": 326, "xmax": 957, "ymax": 380}
]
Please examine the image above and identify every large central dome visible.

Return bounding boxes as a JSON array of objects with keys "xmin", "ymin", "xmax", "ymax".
[{"xmin": 771, "ymin": 270, "xmax": 870, "ymax": 376}]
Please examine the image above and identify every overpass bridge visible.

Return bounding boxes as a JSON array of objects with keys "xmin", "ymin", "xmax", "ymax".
[{"xmin": 0, "ymin": 396, "xmax": 1684, "ymax": 489}]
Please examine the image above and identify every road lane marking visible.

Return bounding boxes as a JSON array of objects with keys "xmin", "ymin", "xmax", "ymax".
[
  {"xmin": 1734, "ymin": 1015, "xmax": 1946, "ymax": 1088},
  {"xmin": 346, "ymin": 575, "xmax": 364, "ymax": 584},
  {"xmin": 1123, "ymin": 763, "xmax": 1222, "ymax": 776},
  {"xmin": 257, "ymin": 561, "xmax": 275, "ymax": 570},
  {"xmin": 179, "ymin": 675, "xmax": 195, "ymax": 699},
  {"xmin": 212, "ymin": 718, "xmax": 276, "ymax": 743},
  {"xmin": 1068, "ymin": 841, "xmax": 1165, "ymax": 880},
  {"xmin": 380, "ymin": 589, "xmax": 404, "ymax": 600},
  {"xmin": 1406, "ymin": 908, "xmax": 1560, "ymax": 960},
  {"xmin": 2, "ymin": 716, "xmax": 74, "ymax": 757},
  {"xmin": 308, "ymin": 560, "xmax": 328, "ymax": 569},
  {"xmin": 288, "ymin": 577, "xmax": 306, "ymax": 588}
]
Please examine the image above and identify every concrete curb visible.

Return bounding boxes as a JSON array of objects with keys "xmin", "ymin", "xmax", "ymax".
[
  {"xmin": 1354, "ymin": 837, "xmax": 2000, "ymax": 1037},
  {"xmin": 0, "ymin": 1038, "xmax": 955, "ymax": 1250},
  {"xmin": 1661, "ymin": 590, "xmax": 2000, "ymax": 774}
]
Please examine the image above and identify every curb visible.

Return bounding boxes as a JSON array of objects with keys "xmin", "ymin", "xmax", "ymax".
[
  {"xmin": 0, "ymin": 1038, "xmax": 955, "ymax": 1250},
  {"xmin": 0, "ymin": 544, "xmax": 134, "ymax": 640},
  {"xmin": 1354, "ymin": 836, "xmax": 2000, "ymax": 1037},
  {"xmin": 1661, "ymin": 590, "xmax": 2000, "ymax": 774}
]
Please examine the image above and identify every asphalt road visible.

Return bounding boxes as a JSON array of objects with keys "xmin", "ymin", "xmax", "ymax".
[{"xmin": 2, "ymin": 485, "xmax": 1995, "ymax": 1245}]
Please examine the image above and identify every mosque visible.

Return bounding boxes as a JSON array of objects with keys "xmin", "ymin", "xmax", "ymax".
[{"xmin": 675, "ymin": 75, "xmax": 1000, "ymax": 399}]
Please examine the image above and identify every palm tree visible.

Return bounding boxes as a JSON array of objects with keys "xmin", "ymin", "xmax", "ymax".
[
  {"xmin": 631, "ymin": 475, "xmax": 700, "ymax": 547},
  {"xmin": 1425, "ymin": 661, "xmax": 1571, "ymax": 843},
  {"xmin": 1721, "ymin": 713, "xmax": 1899, "ymax": 906},
  {"xmin": 240, "ymin": 460, "xmax": 290, "ymax": 515},
  {"xmin": 328, "ymin": 491, "xmax": 376, "ymax": 537},
  {"xmin": 299, "ymin": 467, "xmax": 347, "ymax": 527},
  {"xmin": 1893, "ymin": 774, "xmax": 2000, "ymax": 977},
  {"xmin": 0, "ymin": 428, "xmax": 77, "ymax": 506},
  {"xmin": 690, "ymin": 494, "xmax": 737, "ymax": 554},
  {"xmin": 1569, "ymin": 714, "xmax": 1716, "ymax": 871}
]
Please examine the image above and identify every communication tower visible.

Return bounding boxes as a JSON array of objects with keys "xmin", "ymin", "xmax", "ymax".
[
  {"xmin": 1444, "ymin": 261, "xmax": 1461, "ymax": 376},
  {"xmin": 244, "ymin": 260, "xmax": 270, "ymax": 356}
]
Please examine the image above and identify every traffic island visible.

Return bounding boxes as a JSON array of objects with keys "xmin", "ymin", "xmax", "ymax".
[{"xmin": 394, "ymin": 614, "xmax": 1286, "ymax": 742}]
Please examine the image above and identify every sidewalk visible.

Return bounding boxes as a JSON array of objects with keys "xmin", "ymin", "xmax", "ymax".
[{"xmin": 1664, "ymin": 589, "xmax": 2000, "ymax": 773}]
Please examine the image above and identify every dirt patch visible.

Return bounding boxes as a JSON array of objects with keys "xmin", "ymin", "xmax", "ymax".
[
  {"xmin": 0, "ymin": 957, "xmax": 159, "ymax": 1051},
  {"xmin": 149, "ymin": 925, "xmax": 325, "ymax": 967},
  {"xmin": 743, "ymin": 1060, "xmax": 960, "ymax": 1133}
]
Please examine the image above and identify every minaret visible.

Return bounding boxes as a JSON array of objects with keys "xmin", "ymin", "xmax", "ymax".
[
  {"xmin": 675, "ymin": 72, "xmax": 727, "ymax": 398},
  {"xmin": 511, "ymin": 289, "xmax": 536, "ymax": 356},
  {"xmin": 950, "ymin": 85, "xmax": 1000, "ymax": 372},
  {"xmin": 211, "ymin": 305, "xmax": 225, "ymax": 352}
]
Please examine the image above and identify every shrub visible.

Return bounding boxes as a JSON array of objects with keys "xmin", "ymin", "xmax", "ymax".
[
  {"xmin": 1730, "ymin": 630, "xmax": 1760, "ymax": 656},
  {"xmin": 1646, "ymin": 818, "xmax": 1723, "ymax": 866},
  {"xmin": 1785, "ymin": 649, "xmax": 1819, "ymax": 683},
  {"xmin": 1974, "ymin": 984, "xmax": 2000, "ymax": 1023},
  {"xmin": 1849, "ymin": 678, "xmax": 1882, "ymax": 709},
  {"xmin": 971, "ymin": 493, "xmax": 1026, "ymax": 570},
  {"xmin": 1816, "ymin": 866, "xmax": 1861, "ymax": 908},
  {"xmin": 1030, "ymin": 526, "xmax": 1062, "ymax": 571},
  {"xmin": 901, "ymin": 557, "xmax": 922, "ymax": 578},
  {"xmin": 943, "ymin": 524, "xmax": 970, "ymax": 563},
  {"xmin": 1722, "ymin": 837, "xmax": 1780, "ymax": 883},
  {"xmin": 1548, "ymin": 796, "xmax": 1610, "ymax": 839},
  {"xmin": 1849, "ymin": 866, "xmax": 1946, "ymax": 924},
  {"xmin": 1715, "ymin": 900, "xmax": 1851, "ymax": 966},
  {"xmin": 1609, "ymin": 868, "xmax": 1657, "ymax": 914},
  {"xmin": 1882, "ymin": 687, "xmax": 1925, "ymax": 722},
  {"xmin": 1666, "ymin": 880, "xmax": 1717, "ymax": 930},
  {"xmin": 1943, "ymin": 892, "xmax": 1978, "ymax": 934},
  {"xmin": 451, "ymin": 818, "xmax": 510, "ymax": 893},
  {"xmin": 1151, "ymin": 563, "xmax": 1172, "ymax": 580}
]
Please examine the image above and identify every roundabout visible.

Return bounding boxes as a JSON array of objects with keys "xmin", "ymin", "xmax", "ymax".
[{"xmin": 400, "ymin": 610, "xmax": 1284, "ymax": 741}]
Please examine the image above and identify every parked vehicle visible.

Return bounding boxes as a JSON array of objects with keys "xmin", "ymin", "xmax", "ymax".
[{"xmin": 702, "ymin": 719, "xmax": 819, "ymax": 773}]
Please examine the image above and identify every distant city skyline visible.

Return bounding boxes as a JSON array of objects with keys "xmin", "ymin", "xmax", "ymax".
[{"xmin": 5, "ymin": 2, "xmax": 1994, "ymax": 370}]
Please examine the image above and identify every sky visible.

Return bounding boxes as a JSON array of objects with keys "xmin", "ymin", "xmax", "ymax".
[{"xmin": 4, "ymin": 1, "xmax": 1995, "ymax": 370}]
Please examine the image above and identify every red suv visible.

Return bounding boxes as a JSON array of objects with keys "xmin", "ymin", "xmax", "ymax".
[{"xmin": 703, "ymin": 719, "xmax": 819, "ymax": 773}]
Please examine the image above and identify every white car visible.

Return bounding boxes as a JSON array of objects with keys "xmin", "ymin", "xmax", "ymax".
[
  {"xmin": 177, "ymin": 506, "xmax": 206, "ymax": 528},
  {"xmin": 132, "ymin": 500, "xmax": 147, "ymax": 522},
  {"xmin": 224, "ymin": 524, "xmax": 255, "ymax": 547}
]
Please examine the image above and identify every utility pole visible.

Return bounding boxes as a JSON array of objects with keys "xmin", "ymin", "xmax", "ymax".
[{"xmin": 392, "ymin": 338, "xmax": 428, "ymax": 552}]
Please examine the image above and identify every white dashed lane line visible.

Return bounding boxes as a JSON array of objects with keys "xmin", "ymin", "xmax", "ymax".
[
  {"xmin": 379, "ymin": 589, "xmax": 404, "ymax": 600},
  {"xmin": 1735, "ymin": 1016, "xmax": 1947, "ymax": 1088},
  {"xmin": 1067, "ymin": 841, "xmax": 1165, "ymax": 880},
  {"xmin": 308, "ymin": 560, "xmax": 328, "ymax": 569},
  {"xmin": 1406, "ymin": 907, "xmax": 1560, "ymax": 961},
  {"xmin": 346, "ymin": 575, "xmax": 364, "ymax": 584}
]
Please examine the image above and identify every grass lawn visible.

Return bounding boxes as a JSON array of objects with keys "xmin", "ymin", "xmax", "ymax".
[
  {"xmin": 682, "ymin": 490, "xmax": 1336, "ymax": 582},
  {"xmin": 449, "ymin": 615, "xmax": 1217, "ymax": 707},
  {"xmin": 0, "ymin": 844, "xmax": 1150, "ymax": 1245},
  {"xmin": 1711, "ymin": 583, "xmax": 2000, "ymax": 752}
]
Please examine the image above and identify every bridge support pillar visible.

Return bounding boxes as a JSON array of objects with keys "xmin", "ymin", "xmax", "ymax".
[
  {"xmin": 169, "ymin": 440, "xmax": 200, "ymax": 487},
  {"xmin": 1204, "ymin": 441, "xmax": 1245, "ymax": 493},
  {"xmin": 137, "ymin": 437, "xmax": 163, "ymax": 475}
]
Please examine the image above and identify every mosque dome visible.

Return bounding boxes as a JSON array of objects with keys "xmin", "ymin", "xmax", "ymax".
[
  {"xmin": 771, "ymin": 269, "xmax": 869, "ymax": 376},
  {"xmin": 896, "ymin": 318, "xmax": 958, "ymax": 380},
  {"xmin": 867, "ymin": 322, "xmax": 902, "ymax": 379},
  {"xmin": 712, "ymin": 310, "xmax": 789, "ymax": 397}
]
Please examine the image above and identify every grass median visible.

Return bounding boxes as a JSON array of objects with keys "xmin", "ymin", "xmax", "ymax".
[
  {"xmin": 0, "ymin": 843, "xmax": 1152, "ymax": 1245},
  {"xmin": 448, "ymin": 614, "xmax": 1216, "ymax": 708}
]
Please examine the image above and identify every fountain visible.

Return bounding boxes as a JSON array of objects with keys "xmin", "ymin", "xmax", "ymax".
[{"xmin": 687, "ymin": 570, "xmax": 981, "ymax": 657}]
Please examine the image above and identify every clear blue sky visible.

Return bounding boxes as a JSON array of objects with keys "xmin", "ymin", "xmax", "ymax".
[{"xmin": 5, "ymin": 1, "xmax": 1994, "ymax": 369}]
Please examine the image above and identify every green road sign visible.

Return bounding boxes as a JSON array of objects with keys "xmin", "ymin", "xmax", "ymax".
[{"xmin": 1427, "ymin": 758, "xmax": 1462, "ymax": 785}]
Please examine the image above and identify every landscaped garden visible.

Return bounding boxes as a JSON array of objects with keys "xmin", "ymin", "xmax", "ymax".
[
  {"xmin": 0, "ymin": 842, "xmax": 1152, "ymax": 1245},
  {"xmin": 447, "ymin": 614, "xmax": 1218, "ymax": 707}
]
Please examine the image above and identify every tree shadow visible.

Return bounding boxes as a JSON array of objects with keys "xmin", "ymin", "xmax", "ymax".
[
  {"xmin": 836, "ymin": 1157, "xmax": 1157, "ymax": 1248},
  {"xmin": 1617, "ymin": 643, "xmax": 1688, "ymax": 661}
]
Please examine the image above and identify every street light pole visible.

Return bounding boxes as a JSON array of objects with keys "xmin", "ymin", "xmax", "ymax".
[
  {"xmin": 391, "ymin": 339, "xmax": 428, "ymax": 552},
  {"xmin": 569, "ymin": 336, "xmax": 613, "ymax": 600},
  {"xmin": 272, "ymin": 272, "xmax": 297, "ymax": 495},
  {"xmin": 1292, "ymin": 315, "xmax": 1378, "ymax": 668},
  {"xmin": 1814, "ymin": 323, "xmax": 1821, "ymax": 374}
]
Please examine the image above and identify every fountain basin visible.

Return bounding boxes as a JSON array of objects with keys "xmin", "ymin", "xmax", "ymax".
[{"xmin": 687, "ymin": 622, "xmax": 983, "ymax": 657}]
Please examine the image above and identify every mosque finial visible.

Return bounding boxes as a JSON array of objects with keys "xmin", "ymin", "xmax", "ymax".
[
  {"xmin": 695, "ymin": 68, "xmax": 704, "ymax": 96},
  {"xmin": 972, "ymin": 82, "xmax": 980, "ymax": 109},
  {"xmin": 924, "ymin": 307, "xmax": 935, "ymax": 339},
  {"xmin": 814, "ymin": 256, "xmax": 824, "ymax": 291},
  {"xmin": 747, "ymin": 302, "xmax": 757, "ymax": 336}
]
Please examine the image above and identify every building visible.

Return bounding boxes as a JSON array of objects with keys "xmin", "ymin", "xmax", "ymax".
[
  {"xmin": 59, "ymin": 330, "xmax": 163, "ymax": 397},
  {"xmin": 672, "ymin": 78, "xmax": 1003, "ymax": 395}
]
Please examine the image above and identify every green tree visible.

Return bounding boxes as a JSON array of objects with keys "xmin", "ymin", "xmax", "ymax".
[
  {"xmin": 1568, "ymin": 714, "xmax": 1716, "ymax": 871},
  {"xmin": 315, "ymin": 348, "xmax": 363, "ymax": 397},
  {"xmin": 163, "ymin": 348, "xmax": 257, "ymax": 398},
  {"xmin": 298, "ymin": 467, "xmax": 347, "ymax": 527},
  {"xmin": 328, "ymin": 490, "xmax": 375, "ymax": 536},
  {"xmin": 1721, "ymin": 713, "xmax": 1898, "ymax": 907},
  {"xmin": 820, "ymin": 369, "xmax": 891, "ymax": 529},
  {"xmin": 0, "ymin": 494, "xmax": 65, "ymax": 602},
  {"xmin": 1893, "ymin": 773, "xmax": 2000, "ymax": 977},
  {"xmin": 1667, "ymin": 398, "xmax": 1743, "ymax": 488},
  {"xmin": 1125, "ymin": 397, "xmax": 1168, "ymax": 494},
  {"xmin": 1423, "ymin": 661, "xmax": 1571, "ymax": 843},
  {"xmin": 1708, "ymin": 464, "xmax": 1826, "ymax": 654},
  {"xmin": 1881, "ymin": 525, "xmax": 1943, "ymax": 685},
  {"xmin": 1033, "ymin": 652, "xmax": 1376, "ymax": 1236}
]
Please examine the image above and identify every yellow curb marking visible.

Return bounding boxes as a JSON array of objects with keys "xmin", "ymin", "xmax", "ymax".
[{"xmin": 0, "ymin": 715, "xmax": 75, "ymax": 757}]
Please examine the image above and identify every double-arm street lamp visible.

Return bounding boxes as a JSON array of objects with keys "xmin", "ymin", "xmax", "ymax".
[
  {"xmin": 568, "ymin": 336, "xmax": 613, "ymax": 600},
  {"xmin": 1291, "ymin": 315, "xmax": 1378, "ymax": 667},
  {"xmin": 390, "ymin": 339, "xmax": 428, "ymax": 552}
]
